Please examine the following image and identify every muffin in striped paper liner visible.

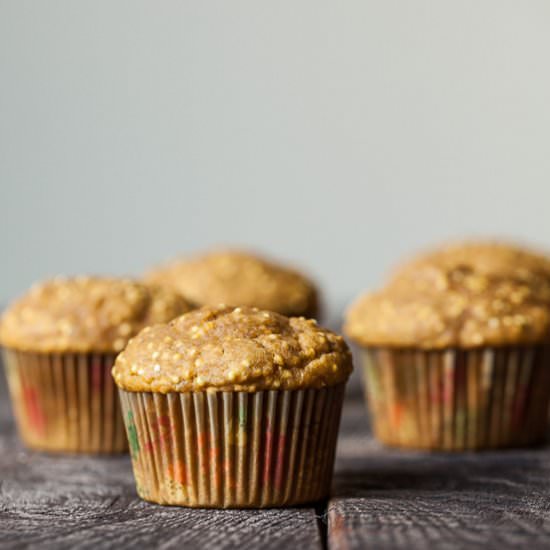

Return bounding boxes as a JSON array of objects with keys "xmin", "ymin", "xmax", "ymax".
[
  {"xmin": 112, "ymin": 305, "xmax": 352, "ymax": 507},
  {"xmin": 0, "ymin": 276, "xmax": 190, "ymax": 453},
  {"xmin": 346, "ymin": 241, "xmax": 550, "ymax": 450}
]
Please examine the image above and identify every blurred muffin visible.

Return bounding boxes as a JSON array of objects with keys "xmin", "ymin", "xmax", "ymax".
[
  {"xmin": 145, "ymin": 249, "xmax": 319, "ymax": 319},
  {"xmin": 0, "ymin": 276, "xmax": 190, "ymax": 453},
  {"xmin": 113, "ymin": 305, "xmax": 352, "ymax": 507},
  {"xmin": 345, "ymin": 241, "xmax": 550, "ymax": 450}
]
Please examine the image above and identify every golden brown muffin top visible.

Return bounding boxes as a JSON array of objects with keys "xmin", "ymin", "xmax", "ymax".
[
  {"xmin": 0, "ymin": 276, "xmax": 191, "ymax": 353},
  {"xmin": 345, "ymin": 241, "xmax": 550, "ymax": 349},
  {"xmin": 112, "ymin": 305, "xmax": 352, "ymax": 393},
  {"xmin": 145, "ymin": 249, "xmax": 318, "ymax": 318}
]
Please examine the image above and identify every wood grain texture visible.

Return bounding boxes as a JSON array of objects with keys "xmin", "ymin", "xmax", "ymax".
[
  {"xmin": 329, "ymin": 398, "xmax": 550, "ymax": 550},
  {"xmin": 0, "ymin": 369, "xmax": 322, "ymax": 550},
  {"xmin": 4, "ymin": 353, "xmax": 550, "ymax": 550}
]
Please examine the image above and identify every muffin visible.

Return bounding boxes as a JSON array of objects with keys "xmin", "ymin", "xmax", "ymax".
[
  {"xmin": 345, "ymin": 241, "xmax": 550, "ymax": 451},
  {"xmin": 0, "ymin": 276, "xmax": 190, "ymax": 453},
  {"xmin": 112, "ymin": 305, "xmax": 352, "ymax": 507},
  {"xmin": 145, "ymin": 249, "xmax": 319, "ymax": 319}
]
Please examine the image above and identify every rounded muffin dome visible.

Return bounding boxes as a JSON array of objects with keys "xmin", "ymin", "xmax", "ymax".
[
  {"xmin": 112, "ymin": 305, "xmax": 352, "ymax": 393},
  {"xmin": 0, "ymin": 276, "xmax": 191, "ymax": 353},
  {"xmin": 144, "ymin": 249, "xmax": 319, "ymax": 318},
  {"xmin": 345, "ymin": 241, "xmax": 550, "ymax": 349}
]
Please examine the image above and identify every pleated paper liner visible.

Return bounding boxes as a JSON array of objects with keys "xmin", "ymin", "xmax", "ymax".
[
  {"xmin": 2, "ymin": 349, "xmax": 127, "ymax": 453},
  {"xmin": 119, "ymin": 384, "xmax": 345, "ymax": 508},
  {"xmin": 360, "ymin": 346, "xmax": 550, "ymax": 450}
]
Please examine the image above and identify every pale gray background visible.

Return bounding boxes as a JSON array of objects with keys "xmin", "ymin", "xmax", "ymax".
[{"xmin": 1, "ymin": 1, "xmax": 550, "ymax": 314}]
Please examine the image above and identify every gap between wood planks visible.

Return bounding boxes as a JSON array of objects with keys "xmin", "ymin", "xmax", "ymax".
[{"xmin": 315, "ymin": 500, "xmax": 329, "ymax": 550}]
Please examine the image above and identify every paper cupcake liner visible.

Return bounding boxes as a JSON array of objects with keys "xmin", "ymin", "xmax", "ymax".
[
  {"xmin": 2, "ymin": 349, "xmax": 127, "ymax": 453},
  {"xmin": 119, "ymin": 384, "xmax": 345, "ymax": 508},
  {"xmin": 360, "ymin": 346, "xmax": 550, "ymax": 450}
]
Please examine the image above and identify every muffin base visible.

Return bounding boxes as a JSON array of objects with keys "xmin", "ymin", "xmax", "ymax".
[
  {"xmin": 2, "ymin": 349, "xmax": 127, "ymax": 453},
  {"xmin": 119, "ymin": 385, "xmax": 345, "ymax": 508},
  {"xmin": 360, "ymin": 346, "xmax": 550, "ymax": 451}
]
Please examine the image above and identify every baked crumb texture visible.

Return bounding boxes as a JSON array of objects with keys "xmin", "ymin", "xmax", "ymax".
[
  {"xmin": 113, "ymin": 305, "xmax": 352, "ymax": 393},
  {"xmin": 145, "ymin": 249, "xmax": 318, "ymax": 318},
  {"xmin": 0, "ymin": 276, "xmax": 191, "ymax": 353},
  {"xmin": 345, "ymin": 241, "xmax": 550, "ymax": 349}
]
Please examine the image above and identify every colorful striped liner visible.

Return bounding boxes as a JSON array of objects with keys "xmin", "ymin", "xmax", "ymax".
[
  {"xmin": 2, "ymin": 349, "xmax": 127, "ymax": 453},
  {"xmin": 119, "ymin": 384, "xmax": 345, "ymax": 508},
  {"xmin": 360, "ymin": 346, "xmax": 550, "ymax": 450}
]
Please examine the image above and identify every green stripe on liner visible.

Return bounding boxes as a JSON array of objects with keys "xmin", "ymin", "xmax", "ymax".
[
  {"xmin": 238, "ymin": 403, "xmax": 247, "ymax": 428},
  {"xmin": 126, "ymin": 411, "xmax": 140, "ymax": 458}
]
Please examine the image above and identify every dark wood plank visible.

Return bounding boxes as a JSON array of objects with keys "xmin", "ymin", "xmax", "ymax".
[
  {"xmin": 329, "ymin": 398, "xmax": 550, "ymax": 550},
  {"xmin": 0, "ymin": 371, "xmax": 322, "ymax": 550},
  {"xmin": 5, "ymin": 350, "xmax": 550, "ymax": 550}
]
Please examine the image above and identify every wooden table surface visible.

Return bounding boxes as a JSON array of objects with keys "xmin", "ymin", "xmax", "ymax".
[{"xmin": 2, "ymin": 365, "xmax": 550, "ymax": 549}]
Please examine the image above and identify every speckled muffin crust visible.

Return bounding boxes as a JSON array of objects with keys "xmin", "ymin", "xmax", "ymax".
[
  {"xmin": 345, "ymin": 241, "xmax": 550, "ymax": 349},
  {"xmin": 112, "ymin": 305, "xmax": 352, "ymax": 393},
  {"xmin": 0, "ymin": 276, "xmax": 191, "ymax": 353},
  {"xmin": 144, "ymin": 249, "xmax": 319, "ymax": 318}
]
